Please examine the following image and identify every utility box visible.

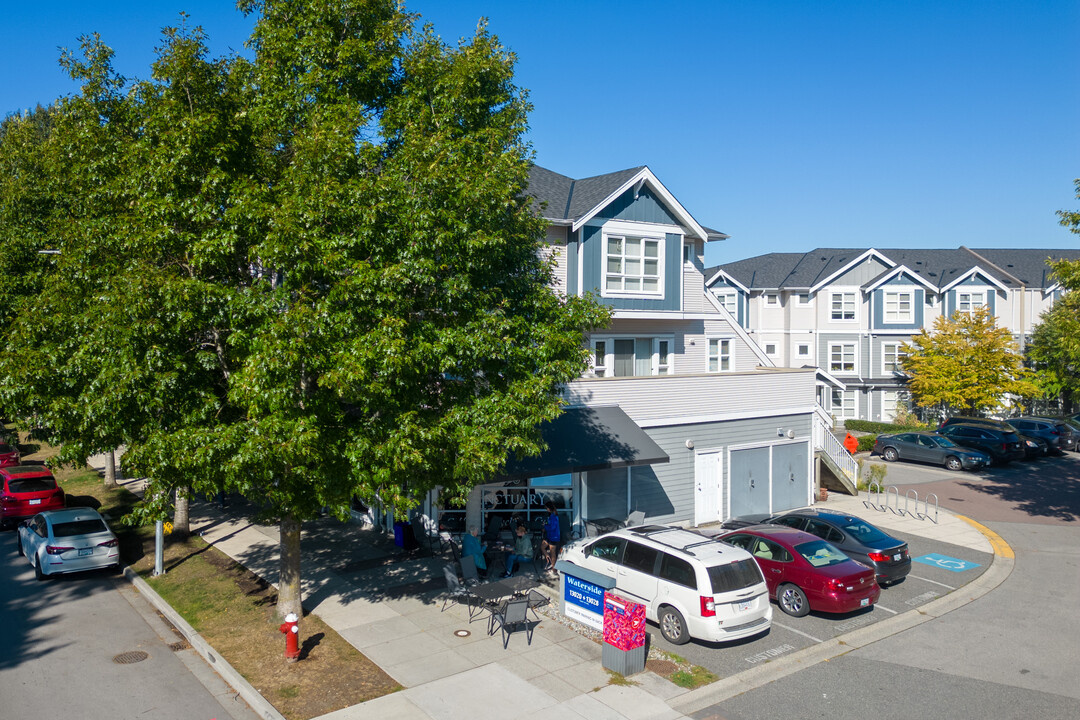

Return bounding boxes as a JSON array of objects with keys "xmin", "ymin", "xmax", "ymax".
[{"xmin": 601, "ymin": 592, "xmax": 646, "ymax": 675}]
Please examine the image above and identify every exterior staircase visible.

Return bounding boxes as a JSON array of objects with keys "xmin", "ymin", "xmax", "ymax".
[{"xmin": 812, "ymin": 409, "xmax": 859, "ymax": 496}]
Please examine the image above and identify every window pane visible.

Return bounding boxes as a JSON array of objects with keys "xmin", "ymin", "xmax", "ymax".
[
  {"xmin": 608, "ymin": 237, "xmax": 623, "ymax": 254},
  {"xmin": 607, "ymin": 257, "xmax": 622, "ymax": 273},
  {"xmin": 625, "ymin": 277, "xmax": 641, "ymax": 291},
  {"xmin": 644, "ymin": 241, "xmax": 659, "ymax": 258},
  {"xmin": 585, "ymin": 467, "xmax": 628, "ymax": 519},
  {"xmin": 642, "ymin": 278, "xmax": 658, "ymax": 292},
  {"xmin": 625, "ymin": 237, "xmax": 641, "ymax": 255}
]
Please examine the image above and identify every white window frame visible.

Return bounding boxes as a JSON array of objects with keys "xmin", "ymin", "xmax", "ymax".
[
  {"xmin": 884, "ymin": 291, "xmax": 914, "ymax": 323},
  {"xmin": 882, "ymin": 343, "xmax": 906, "ymax": 374},
  {"xmin": 715, "ymin": 289, "xmax": 738, "ymax": 316},
  {"xmin": 764, "ymin": 342, "xmax": 778, "ymax": 357},
  {"xmin": 708, "ymin": 337, "xmax": 733, "ymax": 372},
  {"xmin": 765, "ymin": 293, "xmax": 780, "ymax": 307},
  {"xmin": 828, "ymin": 342, "xmax": 857, "ymax": 374},
  {"xmin": 796, "ymin": 343, "xmax": 811, "ymax": 359},
  {"xmin": 796, "ymin": 292, "xmax": 813, "ymax": 307},
  {"xmin": 882, "ymin": 390, "xmax": 900, "ymax": 422},
  {"xmin": 601, "ymin": 221, "xmax": 665, "ymax": 299},
  {"xmin": 830, "ymin": 291, "xmax": 857, "ymax": 321},
  {"xmin": 591, "ymin": 336, "xmax": 673, "ymax": 377},
  {"xmin": 832, "ymin": 389, "xmax": 857, "ymax": 419},
  {"xmin": 957, "ymin": 290, "xmax": 986, "ymax": 315}
]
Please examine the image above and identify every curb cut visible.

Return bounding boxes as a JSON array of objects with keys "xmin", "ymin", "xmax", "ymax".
[
  {"xmin": 668, "ymin": 513, "xmax": 1016, "ymax": 715},
  {"xmin": 122, "ymin": 567, "xmax": 286, "ymax": 720}
]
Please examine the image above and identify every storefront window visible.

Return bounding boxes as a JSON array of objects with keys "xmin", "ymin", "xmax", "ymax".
[{"xmin": 477, "ymin": 475, "xmax": 572, "ymax": 541}]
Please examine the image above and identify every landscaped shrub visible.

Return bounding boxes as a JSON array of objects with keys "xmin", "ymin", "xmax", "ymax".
[
  {"xmin": 857, "ymin": 434, "xmax": 878, "ymax": 452},
  {"xmin": 844, "ymin": 419, "xmax": 928, "ymax": 434}
]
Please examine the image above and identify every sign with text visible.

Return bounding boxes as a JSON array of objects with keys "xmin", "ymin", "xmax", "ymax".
[{"xmin": 563, "ymin": 573, "xmax": 604, "ymax": 630}]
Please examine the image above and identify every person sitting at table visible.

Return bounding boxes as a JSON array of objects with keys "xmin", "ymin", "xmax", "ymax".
[
  {"xmin": 462, "ymin": 525, "xmax": 488, "ymax": 578},
  {"xmin": 502, "ymin": 523, "xmax": 534, "ymax": 577},
  {"xmin": 540, "ymin": 501, "xmax": 561, "ymax": 572}
]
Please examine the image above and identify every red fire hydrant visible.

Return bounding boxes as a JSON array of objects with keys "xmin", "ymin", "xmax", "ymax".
[{"xmin": 279, "ymin": 612, "xmax": 300, "ymax": 663}]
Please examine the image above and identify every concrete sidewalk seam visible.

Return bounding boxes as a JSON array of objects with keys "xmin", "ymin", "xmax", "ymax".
[{"xmin": 122, "ymin": 567, "xmax": 287, "ymax": 720}]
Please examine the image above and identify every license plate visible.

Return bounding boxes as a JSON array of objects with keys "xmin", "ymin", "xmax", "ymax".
[
  {"xmin": 860, "ymin": 598, "xmax": 870, "ymax": 607},
  {"xmin": 737, "ymin": 600, "xmax": 753, "ymax": 612},
  {"xmin": 29, "ymin": 499, "xmax": 41, "ymax": 505},
  {"xmin": 78, "ymin": 548, "xmax": 93, "ymax": 557},
  {"xmin": 893, "ymin": 554, "xmax": 902, "ymax": 561}
]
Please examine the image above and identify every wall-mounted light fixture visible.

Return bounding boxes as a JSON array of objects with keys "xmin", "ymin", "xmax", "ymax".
[{"xmin": 685, "ymin": 439, "xmax": 695, "ymax": 449}]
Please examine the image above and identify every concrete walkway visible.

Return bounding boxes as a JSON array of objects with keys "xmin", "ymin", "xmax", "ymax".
[{"xmin": 90, "ymin": 449, "xmax": 1005, "ymax": 720}]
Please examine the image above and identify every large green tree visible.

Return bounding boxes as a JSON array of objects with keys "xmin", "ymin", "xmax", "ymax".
[
  {"xmin": 0, "ymin": 0, "xmax": 607, "ymax": 618},
  {"xmin": 900, "ymin": 306, "xmax": 1039, "ymax": 416}
]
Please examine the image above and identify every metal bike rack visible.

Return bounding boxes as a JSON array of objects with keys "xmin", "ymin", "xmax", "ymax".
[
  {"xmin": 862, "ymin": 484, "xmax": 938, "ymax": 523},
  {"xmin": 864, "ymin": 482, "xmax": 886, "ymax": 511},
  {"xmin": 885, "ymin": 485, "xmax": 901, "ymax": 515},
  {"xmin": 917, "ymin": 493, "xmax": 940, "ymax": 524}
]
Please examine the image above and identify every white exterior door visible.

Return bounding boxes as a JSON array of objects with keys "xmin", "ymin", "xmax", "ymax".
[{"xmin": 694, "ymin": 450, "xmax": 722, "ymax": 526}]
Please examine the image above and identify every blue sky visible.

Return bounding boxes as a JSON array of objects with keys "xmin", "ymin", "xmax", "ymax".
[{"xmin": 3, "ymin": 1, "xmax": 1077, "ymax": 266}]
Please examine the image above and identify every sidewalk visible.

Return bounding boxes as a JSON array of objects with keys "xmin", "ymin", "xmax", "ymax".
[{"xmin": 97, "ymin": 454, "xmax": 1002, "ymax": 720}]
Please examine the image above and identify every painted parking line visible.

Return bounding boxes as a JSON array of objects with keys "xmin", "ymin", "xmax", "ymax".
[
  {"xmin": 873, "ymin": 604, "xmax": 898, "ymax": 615},
  {"xmin": 913, "ymin": 553, "xmax": 981, "ymax": 572},
  {"xmin": 906, "ymin": 573, "xmax": 957, "ymax": 590},
  {"xmin": 770, "ymin": 620, "xmax": 823, "ymax": 644}
]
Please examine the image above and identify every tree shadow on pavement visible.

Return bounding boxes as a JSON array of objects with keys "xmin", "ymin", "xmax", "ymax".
[{"xmin": 957, "ymin": 459, "xmax": 1080, "ymax": 522}]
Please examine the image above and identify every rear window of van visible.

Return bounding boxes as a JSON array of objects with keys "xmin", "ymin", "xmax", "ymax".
[
  {"xmin": 708, "ymin": 558, "xmax": 765, "ymax": 593},
  {"xmin": 7, "ymin": 477, "xmax": 57, "ymax": 493}
]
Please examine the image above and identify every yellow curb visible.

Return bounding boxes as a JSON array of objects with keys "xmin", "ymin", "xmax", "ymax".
[{"xmin": 955, "ymin": 513, "xmax": 1014, "ymax": 559}]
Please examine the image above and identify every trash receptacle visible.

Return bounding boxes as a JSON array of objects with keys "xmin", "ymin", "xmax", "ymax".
[
  {"xmin": 393, "ymin": 520, "xmax": 407, "ymax": 547},
  {"xmin": 601, "ymin": 592, "xmax": 646, "ymax": 676}
]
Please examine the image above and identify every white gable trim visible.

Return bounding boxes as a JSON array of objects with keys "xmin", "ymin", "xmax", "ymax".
[
  {"xmin": 863, "ymin": 264, "xmax": 937, "ymax": 293},
  {"xmin": 940, "ymin": 266, "xmax": 1011, "ymax": 294},
  {"xmin": 704, "ymin": 268, "xmax": 751, "ymax": 294},
  {"xmin": 704, "ymin": 292, "xmax": 774, "ymax": 367},
  {"xmin": 570, "ymin": 166, "xmax": 710, "ymax": 242},
  {"xmin": 809, "ymin": 248, "xmax": 896, "ymax": 293}
]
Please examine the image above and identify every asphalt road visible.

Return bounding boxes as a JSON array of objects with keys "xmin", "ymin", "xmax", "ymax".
[
  {"xmin": 0, "ymin": 532, "xmax": 259, "ymax": 720},
  {"xmin": 689, "ymin": 452, "xmax": 1080, "ymax": 720}
]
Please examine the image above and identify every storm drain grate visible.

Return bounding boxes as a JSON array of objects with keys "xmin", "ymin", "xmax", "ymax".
[
  {"xmin": 645, "ymin": 659, "xmax": 678, "ymax": 675},
  {"xmin": 113, "ymin": 651, "xmax": 150, "ymax": 664}
]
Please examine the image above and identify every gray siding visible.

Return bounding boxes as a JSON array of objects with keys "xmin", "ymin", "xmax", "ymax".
[{"xmin": 830, "ymin": 256, "xmax": 891, "ymax": 286}]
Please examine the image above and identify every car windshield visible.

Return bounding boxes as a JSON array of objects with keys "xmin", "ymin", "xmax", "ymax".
[
  {"xmin": 7, "ymin": 477, "xmax": 57, "ymax": 493},
  {"xmin": 933, "ymin": 435, "xmax": 958, "ymax": 448},
  {"xmin": 708, "ymin": 558, "xmax": 764, "ymax": 593},
  {"xmin": 52, "ymin": 519, "xmax": 108, "ymax": 537},
  {"xmin": 795, "ymin": 540, "xmax": 849, "ymax": 567},
  {"xmin": 838, "ymin": 519, "xmax": 891, "ymax": 543}
]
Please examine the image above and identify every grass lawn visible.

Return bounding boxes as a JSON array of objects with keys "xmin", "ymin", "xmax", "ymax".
[{"xmin": 13, "ymin": 429, "xmax": 400, "ymax": 720}]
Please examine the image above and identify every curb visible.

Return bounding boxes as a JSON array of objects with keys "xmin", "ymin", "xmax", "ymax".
[
  {"xmin": 668, "ymin": 513, "xmax": 1015, "ymax": 715},
  {"xmin": 122, "ymin": 566, "xmax": 286, "ymax": 720}
]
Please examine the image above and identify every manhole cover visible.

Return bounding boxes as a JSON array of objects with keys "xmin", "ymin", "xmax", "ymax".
[
  {"xmin": 453, "ymin": 629, "xmax": 471, "ymax": 638},
  {"xmin": 645, "ymin": 659, "xmax": 678, "ymax": 675},
  {"xmin": 113, "ymin": 651, "xmax": 150, "ymax": 664}
]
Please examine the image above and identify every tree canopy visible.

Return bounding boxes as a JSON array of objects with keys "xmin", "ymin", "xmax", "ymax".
[
  {"xmin": 900, "ymin": 306, "xmax": 1038, "ymax": 416},
  {"xmin": 0, "ymin": 0, "xmax": 607, "ymax": 617}
]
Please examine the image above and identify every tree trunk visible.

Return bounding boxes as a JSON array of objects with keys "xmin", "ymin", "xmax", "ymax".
[
  {"xmin": 172, "ymin": 486, "xmax": 190, "ymax": 539},
  {"xmin": 103, "ymin": 450, "xmax": 117, "ymax": 488},
  {"xmin": 277, "ymin": 513, "xmax": 303, "ymax": 620}
]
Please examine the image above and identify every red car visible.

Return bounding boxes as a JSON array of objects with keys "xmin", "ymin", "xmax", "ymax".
[
  {"xmin": 0, "ymin": 465, "xmax": 66, "ymax": 528},
  {"xmin": 0, "ymin": 441, "xmax": 20, "ymax": 467},
  {"xmin": 718, "ymin": 525, "xmax": 879, "ymax": 617}
]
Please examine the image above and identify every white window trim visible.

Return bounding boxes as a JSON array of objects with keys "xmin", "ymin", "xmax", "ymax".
[
  {"xmin": 714, "ymin": 289, "xmax": 738, "ymax": 316},
  {"xmin": 881, "ymin": 342, "xmax": 905, "ymax": 375},
  {"xmin": 765, "ymin": 293, "xmax": 780, "ymax": 307},
  {"xmin": 599, "ymin": 220, "xmax": 667, "ymax": 299},
  {"xmin": 832, "ymin": 388, "xmax": 857, "ymax": 419},
  {"xmin": 883, "ymin": 290, "xmax": 914, "ymax": 323},
  {"xmin": 795, "ymin": 343, "xmax": 811, "ymax": 359},
  {"xmin": 796, "ymin": 292, "xmax": 813, "ymax": 307},
  {"xmin": 828, "ymin": 341, "xmax": 858, "ymax": 375},
  {"xmin": 707, "ymin": 337, "xmax": 734, "ymax": 373},
  {"xmin": 591, "ymin": 335, "xmax": 674, "ymax": 377},
  {"xmin": 957, "ymin": 290, "xmax": 986, "ymax": 315},
  {"xmin": 829, "ymin": 290, "xmax": 858, "ymax": 323},
  {"xmin": 763, "ymin": 342, "xmax": 778, "ymax": 357}
]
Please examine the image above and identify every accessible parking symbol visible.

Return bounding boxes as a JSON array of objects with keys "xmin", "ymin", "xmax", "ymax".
[{"xmin": 913, "ymin": 553, "xmax": 980, "ymax": 572}]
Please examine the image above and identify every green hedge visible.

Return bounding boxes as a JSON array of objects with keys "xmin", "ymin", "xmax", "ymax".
[
  {"xmin": 857, "ymin": 434, "xmax": 878, "ymax": 452},
  {"xmin": 844, "ymin": 419, "xmax": 930, "ymax": 434}
]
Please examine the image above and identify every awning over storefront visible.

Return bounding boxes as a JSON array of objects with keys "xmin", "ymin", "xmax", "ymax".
[{"xmin": 501, "ymin": 405, "xmax": 669, "ymax": 479}]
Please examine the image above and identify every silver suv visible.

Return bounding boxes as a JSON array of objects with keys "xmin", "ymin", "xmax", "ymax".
[{"xmin": 560, "ymin": 525, "xmax": 772, "ymax": 645}]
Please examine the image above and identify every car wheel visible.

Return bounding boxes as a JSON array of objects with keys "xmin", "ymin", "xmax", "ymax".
[
  {"xmin": 658, "ymin": 605, "xmax": 690, "ymax": 645},
  {"xmin": 34, "ymin": 554, "xmax": 47, "ymax": 581},
  {"xmin": 882, "ymin": 447, "xmax": 898, "ymax": 462},
  {"xmin": 944, "ymin": 456, "xmax": 963, "ymax": 471},
  {"xmin": 778, "ymin": 583, "xmax": 810, "ymax": 617}
]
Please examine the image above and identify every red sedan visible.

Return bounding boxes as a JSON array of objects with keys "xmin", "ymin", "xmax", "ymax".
[
  {"xmin": 718, "ymin": 525, "xmax": 879, "ymax": 617},
  {"xmin": 0, "ymin": 465, "xmax": 66, "ymax": 528}
]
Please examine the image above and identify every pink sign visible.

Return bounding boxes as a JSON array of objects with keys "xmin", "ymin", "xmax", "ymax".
[{"xmin": 602, "ymin": 591, "xmax": 646, "ymax": 651}]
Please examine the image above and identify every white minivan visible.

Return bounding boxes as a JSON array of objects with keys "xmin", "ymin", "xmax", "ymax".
[{"xmin": 561, "ymin": 524, "xmax": 772, "ymax": 644}]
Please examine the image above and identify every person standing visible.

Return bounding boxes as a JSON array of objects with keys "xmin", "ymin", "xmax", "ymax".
[
  {"xmin": 541, "ymin": 501, "xmax": 561, "ymax": 571},
  {"xmin": 502, "ymin": 523, "xmax": 534, "ymax": 577}
]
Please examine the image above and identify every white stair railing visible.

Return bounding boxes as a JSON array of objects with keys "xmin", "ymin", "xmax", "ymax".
[{"xmin": 812, "ymin": 410, "xmax": 859, "ymax": 485}]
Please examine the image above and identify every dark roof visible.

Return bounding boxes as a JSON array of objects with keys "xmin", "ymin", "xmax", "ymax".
[
  {"xmin": 501, "ymin": 406, "xmax": 669, "ymax": 479},
  {"xmin": 527, "ymin": 165, "xmax": 645, "ymax": 223},
  {"xmin": 708, "ymin": 247, "xmax": 1080, "ymax": 291}
]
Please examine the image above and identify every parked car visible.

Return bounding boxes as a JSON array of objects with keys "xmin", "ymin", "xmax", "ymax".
[
  {"xmin": 0, "ymin": 465, "xmax": 65, "ymax": 528},
  {"xmin": 1055, "ymin": 416, "xmax": 1080, "ymax": 451},
  {"xmin": 560, "ymin": 524, "xmax": 772, "ymax": 644},
  {"xmin": 873, "ymin": 431, "xmax": 990, "ymax": 471},
  {"xmin": 936, "ymin": 423, "xmax": 1024, "ymax": 464},
  {"xmin": 1016, "ymin": 434, "xmax": 1050, "ymax": 459},
  {"xmin": 940, "ymin": 415, "xmax": 1065, "ymax": 456},
  {"xmin": 718, "ymin": 525, "xmax": 879, "ymax": 617},
  {"xmin": 1010, "ymin": 416, "xmax": 1073, "ymax": 454},
  {"xmin": 0, "ymin": 441, "xmax": 20, "ymax": 468},
  {"xmin": 16, "ymin": 508, "xmax": 120, "ymax": 580},
  {"xmin": 761, "ymin": 509, "xmax": 911, "ymax": 586}
]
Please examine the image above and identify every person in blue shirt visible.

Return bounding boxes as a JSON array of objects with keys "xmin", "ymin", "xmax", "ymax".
[
  {"xmin": 540, "ymin": 501, "xmax": 561, "ymax": 571},
  {"xmin": 462, "ymin": 526, "xmax": 488, "ymax": 577}
]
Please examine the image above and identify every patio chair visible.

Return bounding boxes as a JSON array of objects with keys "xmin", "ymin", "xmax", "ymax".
[
  {"xmin": 625, "ymin": 510, "xmax": 646, "ymax": 527},
  {"xmin": 460, "ymin": 553, "xmax": 483, "ymax": 587},
  {"xmin": 441, "ymin": 564, "xmax": 471, "ymax": 613},
  {"xmin": 411, "ymin": 515, "xmax": 447, "ymax": 556},
  {"xmin": 490, "ymin": 597, "xmax": 533, "ymax": 649},
  {"xmin": 525, "ymin": 588, "xmax": 551, "ymax": 621}
]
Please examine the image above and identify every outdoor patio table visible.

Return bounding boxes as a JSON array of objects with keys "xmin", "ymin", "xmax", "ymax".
[{"xmin": 470, "ymin": 576, "xmax": 541, "ymax": 633}]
